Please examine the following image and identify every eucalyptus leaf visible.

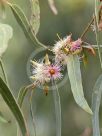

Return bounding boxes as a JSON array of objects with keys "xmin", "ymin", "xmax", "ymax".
[
  {"xmin": 95, "ymin": 0, "xmax": 100, "ymax": 22},
  {"xmin": 17, "ymin": 85, "xmax": 36, "ymax": 136},
  {"xmin": 29, "ymin": 0, "xmax": 40, "ymax": 35},
  {"xmin": 0, "ymin": 23, "xmax": 13, "ymax": 56},
  {"xmin": 92, "ymin": 74, "xmax": 102, "ymax": 136},
  {"xmin": 0, "ymin": 77, "xmax": 29, "ymax": 136},
  {"xmin": 94, "ymin": 0, "xmax": 102, "ymax": 68},
  {"xmin": 0, "ymin": 111, "xmax": 8, "ymax": 123},
  {"xmin": 29, "ymin": 95, "xmax": 36, "ymax": 136},
  {"xmin": 0, "ymin": 58, "xmax": 8, "ymax": 84},
  {"xmin": 17, "ymin": 86, "xmax": 29, "ymax": 136},
  {"xmin": 51, "ymin": 79, "xmax": 61, "ymax": 136},
  {"xmin": 7, "ymin": 3, "xmax": 47, "ymax": 49},
  {"xmin": 67, "ymin": 55, "xmax": 92, "ymax": 114},
  {"xmin": 17, "ymin": 86, "xmax": 28, "ymax": 107},
  {"xmin": 48, "ymin": 0, "xmax": 58, "ymax": 15},
  {"xmin": 17, "ymin": 84, "xmax": 35, "ymax": 107},
  {"xmin": 0, "ymin": 1, "xmax": 6, "ymax": 19}
]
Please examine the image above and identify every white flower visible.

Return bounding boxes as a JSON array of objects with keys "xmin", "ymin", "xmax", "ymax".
[
  {"xmin": 53, "ymin": 35, "xmax": 72, "ymax": 64},
  {"xmin": 53, "ymin": 34, "xmax": 95, "ymax": 64},
  {"xmin": 30, "ymin": 56, "xmax": 63, "ymax": 86},
  {"xmin": 30, "ymin": 60, "xmax": 48, "ymax": 85}
]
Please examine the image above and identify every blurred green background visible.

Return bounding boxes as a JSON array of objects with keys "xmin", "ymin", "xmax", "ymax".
[{"xmin": 0, "ymin": 0, "xmax": 102, "ymax": 136}]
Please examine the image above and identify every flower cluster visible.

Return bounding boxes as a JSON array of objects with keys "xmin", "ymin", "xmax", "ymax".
[
  {"xmin": 30, "ymin": 54, "xmax": 63, "ymax": 94},
  {"xmin": 53, "ymin": 34, "xmax": 95, "ymax": 64},
  {"xmin": 30, "ymin": 34, "xmax": 95, "ymax": 95}
]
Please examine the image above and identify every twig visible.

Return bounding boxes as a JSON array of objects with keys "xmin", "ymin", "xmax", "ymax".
[{"xmin": 80, "ymin": 16, "xmax": 95, "ymax": 39}]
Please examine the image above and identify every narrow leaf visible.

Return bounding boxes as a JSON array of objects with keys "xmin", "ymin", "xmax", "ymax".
[
  {"xmin": 17, "ymin": 85, "xmax": 36, "ymax": 136},
  {"xmin": 17, "ymin": 86, "xmax": 29, "ymax": 136},
  {"xmin": 30, "ymin": 98, "xmax": 36, "ymax": 136},
  {"xmin": 92, "ymin": 74, "xmax": 102, "ymax": 136},
  {"xmin": 0, "ymin": 23, "xmax": 13, "ymax": 56},
  {"xmin": 0, "ymin": 111, "xmax": 8, "ymax": 123},
  {"xmin": 0, "ymin": 58, "xmax": 8, "ymax": 84},
  {"xmin": 0, "ymin": 2, "xmax": 6, "ymax": 19},
  {"xmin": 0, "ymin": 77, "xmax": 29, "ymax": 136},
  {"xmin": 0, "ymin": 58, "xmax": 9, "ymax": 89},
  {"xmin": 7, "ymin": 3, "xmax": 47, "ymax": 49},
  {"xmin": 67, "ymin": 55, "xmax": 92, "ymax": 114},
  {"xmin": 29, "ymin": 0, "xmax": 40, "ymax": 35},
  {"xmin": 51, "ymin": 79, "xmax": 61, "ymax": 136},
  {"xmin": 17, "ymin": 84, "xmax": 35, "ymax": 107},
  {"xmin": 94, "ymin": 0, "xmax": 102, "ymax": 68},
  {"xmin": 48, "ymin": 0, "xmax": 58, "ymax": 15},
  {"xmin": 17, "ymin": 86, "xmax": 28, "ymax": 107}
]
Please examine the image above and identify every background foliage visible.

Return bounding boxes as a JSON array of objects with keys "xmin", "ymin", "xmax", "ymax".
[{"xmin": 0, "ymin": 0, "xmax": 102, "ymax": 136}]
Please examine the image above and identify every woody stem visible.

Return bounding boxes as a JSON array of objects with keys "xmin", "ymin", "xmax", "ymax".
[{"xmin": 80, "ymin": 15, "xmax": 95, "ymax": 39}]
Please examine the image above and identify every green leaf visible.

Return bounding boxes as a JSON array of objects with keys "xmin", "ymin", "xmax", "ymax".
[
  {"xmin": 17, "ymin": 86, "xmax": 29, "ymax": 136},
  {"xmin": 7, "ymin": 3, "xmax": 47, "ymax": 49},
  {"xmin": 0, "ymin": 23, "xmax": 13, "ymax": 56},
  {"xmin": 0, "ymin": 77, "xmax": 29, "ymax": 136},
  {"xmin": 0, "ymin": 1, "xmax": 6, "ymax": 19},
  {"xmin": 94, "ymin": 0, "xmax": 102, "ymax": 68},
  {"xmin": 29, "ymin": 0, "xmax": 40, "ymax": 35},
  {"xmin": 17, "ymin": 85, "xmax": 36, "ymax": 136},
  {"xmin": 17, "ymin": 86, "xmax": 28, "ymax": 107},
  {"xmin": 92, "ymin": 74, "xmax": 102, "ymax": 136},
  {"xmin": 67, "ymin": 55, "xmax": 92, "ymax": 114},
  {"xmin": 51, "ymin": 79, "xmax": 61, "ymax": 136},
  {"xmin": 29, "ymin": 93, "xmax": 36, "ymax": 136},
  {"xmin": 0, "ymin": 111, "xmax": 8, "ymax": 123},
  {"xmin": 0, "ymin": 58, "xmax": 8, "ymax": 85},
  {"xmin": 94, "ymin": 0, "xmax": 100, "ymax": 23},
  {"xmin": 17, "ymin": 84, "xmax": 36, "ymax": 107}
]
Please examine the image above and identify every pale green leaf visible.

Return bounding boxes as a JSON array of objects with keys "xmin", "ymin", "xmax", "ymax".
[
  {"xmin": 0, "ymin": 23, "xmax": 13, "ymax": 56},
  {"xmin": 0, "ymin": 2, "xmax": 6, "ymax": 19},
  {"xmin": 92, "ymin": 74, "xmax": 102, "ymax": 136},
  {"xmin": 94, "ymin": 0, "xmax": 102, "ymax": 68},
  {"xmin": 67, "ymin": 55, "xmax": 92, "ymax": 114},
  {"xmin": 17, "ymin": 86, "xmax": 29, "ymax": 136},
  {"xmin": 29, "ymin": 96, "xmax": 36, "ymax": 136},
  {"xmin": 0, "ymin": 58, "xmax": 8, "ymax": 85},
  {"xmin": 0, "ymin": 77, "xmax": 29, "ymax": 136},
  {"xmin": 17, "ymin": 85, "xmax": 36, "ymax": 136},
  {"xmin": 94, "ymin": 0, "xmax": 100, "ymax": 23},
  {"xmin": 29, "ymin": 0, "xmax": 40, "ymax": 35},
  {"xmin": 48, "ymin": 0, "xmax": 58, "ymax": 15},
  {"xmin": 51, "ymin": 79, "xmax": 61, "ymax": 136},
  {"xmin": 7, "ymin": 3, "xmax": 47, "ymax": 49},
  {"xmin": 0, "ymin": 111, "xmax": 8, "ymax": 123},
  {"xmin": 17, "ymin": 86, "xmax": 28, "ymax": 107}
]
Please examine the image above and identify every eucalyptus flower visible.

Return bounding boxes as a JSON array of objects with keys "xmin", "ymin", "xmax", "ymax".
[
  {"xmin": 53, "ymin": 34, "xmax": 94, "ymax": 114},
  {"xmin": 53, "ymin": 34, "xmax": 95, "ymax": 64},
  {"xmin": 30, "ymin": 54, "xmax": 63, "ymax": 95}
]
